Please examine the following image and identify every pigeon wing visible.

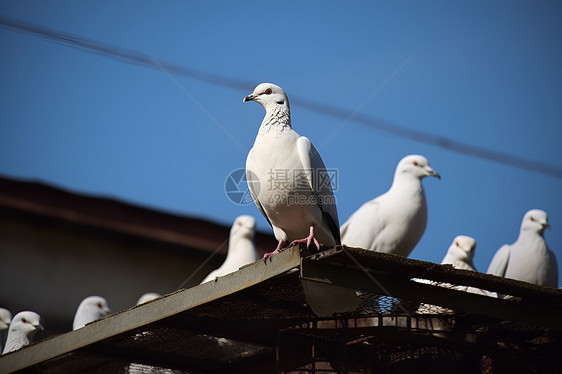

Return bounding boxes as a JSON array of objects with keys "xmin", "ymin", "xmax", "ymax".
[
  {"xmin": 341, "ymin": 199, "xmax": 383, "ymax": 249},
  {"xmin": 296, "ymin": 136, "xmax": 340, "ymax": 243},
  {"xmin": 296, "ymin": 137, "xmax": 358, "ymax": 315},
  {"xmin": 487, "ymin": 244, "xmax": 510, "ymax": 277},
  {"xmin": 246, "ymin": 149, "xmax": 273, "ymax": 229}
]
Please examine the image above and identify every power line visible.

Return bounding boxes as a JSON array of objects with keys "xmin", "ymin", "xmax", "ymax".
[{"xmin": 1, "ymin": 15, "xmax": 561, "ymax": 180}]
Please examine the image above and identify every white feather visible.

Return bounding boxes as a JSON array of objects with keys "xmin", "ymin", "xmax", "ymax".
[
  {"xmin": 72, "ymin": 296, "xmax": 112, "ymax": 330},
  {"xmin": 2, "ymin": 311, "xmax": 42, "ymax": 354},
  {"xmin": 487, "ymin": 209, "xmax": 558, "ymax": 287},
  {"xmin": 201, "ymin": 215, "xmax": 259, "ymax": 283},
  {"xmin": 341, "ymin": 154, "xmax": 440, "ymax": 257},
  {"xmin": 244, "ymin": 83, "xmax": 358, "ymax": 316}
]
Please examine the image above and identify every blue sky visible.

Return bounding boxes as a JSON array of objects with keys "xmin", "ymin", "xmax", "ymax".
[{"xmin": 1, "ymin": 1, "xmax": 561, "ymax": 286}]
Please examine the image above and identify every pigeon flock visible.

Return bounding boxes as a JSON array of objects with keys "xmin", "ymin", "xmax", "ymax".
[
  {"xmin": 242, "ymin": 83, "xmax": 557, "ymax": 313},
  {"xmin": 0, "ymin": 82, "xmax": 558, "ymax": 354}
]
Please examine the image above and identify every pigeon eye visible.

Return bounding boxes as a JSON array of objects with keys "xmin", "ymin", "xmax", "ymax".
[
  {"xmin": 455, "ymin": 241, "xmax": 459, "ymax": 246},
  {"xmin": 413, "ymin": 161, "xmax": 419, "ymax": 166},
  {"xmin": 530, "ymin": 216, "xmax": 535, "ymax": 221},
  {"xmin": 97, "ymin": 303, "xmax": 102, "ymax": 308},
  {"xmin": 265, "ymin": 88, "xmax": 272, "ymax": 95},
  {"xmin": 21, "ymin": 318, "xmax": 27, "ymax": 323}
]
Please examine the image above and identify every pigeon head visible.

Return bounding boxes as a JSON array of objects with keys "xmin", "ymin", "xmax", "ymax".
[
  {"xmin": 0, "ymin": 308, "xmax": 12, "ymax": 330},
  {"xmin": 396, "ymin": 155, "xmax": 440, "ymax": 180},
  {"xmin": 449, "ymin": 235, "xmax": 476, "ymax": 262},
  {"xmin": 521, "ymin": 209, "xmax": 550, "ymax": 234},
  {"xmin": 80, "ymin": 296, "xmax": 112, "ymax": 315},
  {"xmin": 73, "ymin": 296, "xmax": 112, "ymax": 330},
  {"xmin": 231, "ymin": 215, "xmax": 256, "ymax": 239},
  {"xmin": 243, "ymin": 83, "xmax": 289, "ymax": 110},
  {"xmin": 9, "ymin": 311, "xmax": 43, "ymax": 337}
]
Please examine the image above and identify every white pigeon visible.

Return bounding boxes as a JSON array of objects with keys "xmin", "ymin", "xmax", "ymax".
[
  {"xmin": 2, "ymin": 311, "xmax": 42, "ymax": 354},
  {"xmin": 416, "ymin": 236, "xmax": 495, "ymax": 314},
  {"xmin": 442, "ymin": 235, "xmax": 477, "ymax": 272},
  {"xmin": 0, "ymin": 308, "xmax": 12, "ymax": 354},
  {"xmin": 0, "ymin": 308, "xmax": 11, "ymax": 331},
  {"xmin": 487, "ymin": 209, "xmax": 558, "ymax": 287},
  {"xmin": 244, "ymin": 83, "xmax": 358, "ymax": 316},
  {"xmin": 341, "ymin": 154, "xmax": 440, "ymax": 257},
  {"xmin": 136, "ymin": 292, "xmax": 161, "ymax": 305},
  {"xmin": 244, "ymin": 83, "xmax": 341, "ymax": 255},
  {"xmin": 72, "ymin": 296, "xmax": 112, "ymax": 330},
  {"xmin": 201, "ymin": 215, "xmax": 259, "ymax": 283},
  {"xmin": 439, "ymin": 235, "xmax": 496, "ymax": 296}
]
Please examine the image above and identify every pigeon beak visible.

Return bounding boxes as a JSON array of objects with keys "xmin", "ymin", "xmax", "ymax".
[
  {"xmin": 426, "ymin": 167, "xmax": 441, "ymax": 179},
  {"xmin": 544, "ymin": 223, "xmax": 551, "ymax": 231},
  {"xmin": 34, "ymin": 323, "xmax": 44, "ymax": 331},
  {"xmin": 243, "ymin": 94, "xmax": 256, "ymax": 103}
]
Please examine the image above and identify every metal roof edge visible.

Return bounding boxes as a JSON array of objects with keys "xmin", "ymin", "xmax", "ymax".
[{"xmin": 0, "ymin": 247, "xmax": 301, "ymax": 374}]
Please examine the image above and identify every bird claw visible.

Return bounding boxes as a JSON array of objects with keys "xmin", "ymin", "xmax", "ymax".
[
  {"xmin": 263, "ymin": 240, "xmax": 286, "ymax": 258},
  {"xmin": 263, "ymin": 249, "xmax": 282, "ymax": 258},
  {"xmin": 312, "ymin": 237, "xmax": 320, "ymax": 248},
  {"xmin": 289, "ymin": 226, "xmax": 320, "ymax": 249},
  {"xmin": 290, "ymin": 235, "xmax": 320, "ymax": 250}
]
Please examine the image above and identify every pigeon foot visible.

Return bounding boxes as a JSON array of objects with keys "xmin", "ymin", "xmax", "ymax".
[
  {"xmin": 263, "ymin": 240, "xmax": 286, "ymax": 258},
  {"xmin": 289, "ymin": 226, "xmax": 320, "ymax": 249}
]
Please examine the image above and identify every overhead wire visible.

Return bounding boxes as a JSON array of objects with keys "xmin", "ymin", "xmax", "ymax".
[{"xmin": 1, "ymin": 15, "xmax": 561, "ymax": 179}]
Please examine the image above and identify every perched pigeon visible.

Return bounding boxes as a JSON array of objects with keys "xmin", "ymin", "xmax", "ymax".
[
  {"xmin": 487, "ymin": 209, "xmax": 558, "ymax": 287},
  {"xmin": 0, "ymin": 308, "xmax": 12, "ymax": 353},
  {"xmin": 245, "ymin": 83, "xmax": 341, "ymax": 255},
  {"xmin": 2, "ymin": 311, "xmax": 42, "ymax": 354},
  {"xmin": 442, "ymin": 235, "xmax": 477, "ymax": 272},
  {"xmin": 341, "ymin": 154, "xmax": 440, "ymax": 257},
  {"xmin": 416, "ymin": 236, "xmax": 495, "ymax": 314},
  {"xmin": 136, "ymin": 293, "xmax": 161, "ymax": 305},
  {"xmin": 438, "ymin": 235, "xmax": 495, "ymax": 296},
  {"xmin": 0, "ymin": 308, "xmax": 11, "ymax": 331},
  {"xmin": 72, "ymin": 296, "xmax": 112, "ymax": 330},
  {"xmin": 244, "ymin": 83, "xmax": 358, "ymax": 316},
  {"xmin": 201, "ymin": 215, "xmax": 259, "ymax": 283}
]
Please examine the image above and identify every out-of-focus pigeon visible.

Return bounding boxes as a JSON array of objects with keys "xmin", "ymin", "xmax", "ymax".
[
  {"xmin": 341, "ymin": 154, "xmax": 440, "ymax": 257},
  {"xmin": 0, "ymin": 308, "xmax": 12, "ymax": 353},
  {"xmin": 136, "ymin": 293, "xmax": 161, "ymax": 305},
  {"xmin": 0, "ymin": 308, "xmax": 11, "ymax": 331},
  {"xmin": 442, "ymin": 235, "xmax": 477, "ymax": 272},
  {"xmin": 439, "ymin": 235, "xmax": 496, "ymax": 296},
  {"xmin": 487, "ymin": 209, "xmax": 558, "ymax": 287},
  {"xmin": 201, "ymin": 215, "xmax": 259, "ymax": 283},
  {"xmin": 2, "ymin": 311, "xmax": 42, "ymax": 354},
  {"xmin": 416, "ymin": 235, "xmax": 495, "ymax": 314},
  {"xmin": 72, "ymin": 296, "xmax": 112, "ymax": 330},
  {"xmin": 244, "ymin": 83, "xmax": 358, "ymax": 316}
]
